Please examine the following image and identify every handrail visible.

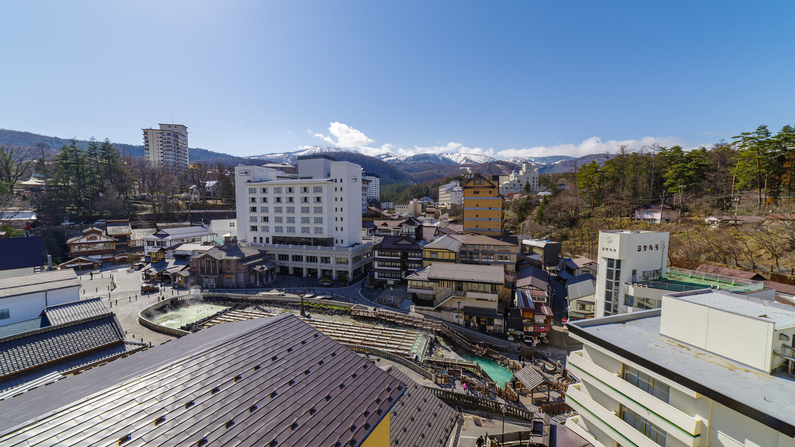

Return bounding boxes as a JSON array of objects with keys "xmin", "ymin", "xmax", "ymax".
[
  {"xmin": 426, "ymin": 388, "xmax": 536, "ymax": 421},
  {"xmin": 344, "ymin": 344, "xmax": 435, "ymax": 380}
]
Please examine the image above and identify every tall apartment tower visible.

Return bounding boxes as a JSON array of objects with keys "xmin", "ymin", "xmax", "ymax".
[
  {"xmin": 462, "ymin": 173, "xmax": 504, "ymax": 235},
  {"xmin": 363, "ymin": 173, "xmax": 380, "ymax": 201},
  {"xmin": 142, "ymin": 124, "xmax": 189, "ymax": 172}
]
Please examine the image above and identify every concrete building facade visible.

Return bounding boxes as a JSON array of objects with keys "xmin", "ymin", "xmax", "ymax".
[
  {"xmin": 234, "ymin": 155, "xmax": 373, "ymax": 281},
  {"xmin": 142, "ymin": 124, "xmax": 188, "ymax": 171},
  {"xmin": 363, "ymin": 173, "xmax": 380, "ymax": 201},
  {"xmin": 462, "ymin": 173, "xmax": 504, "ymax": 236},
  {"xmin": 499, "ymin": 161, "xmax": 539, "ymax": 195},
  {"xmin": 565, "ymin": 290, "xmax": 795, "ymax": 447},
  {"xmin": 438, "ymin": 180, "xmax": 464, "ymax": 208}
]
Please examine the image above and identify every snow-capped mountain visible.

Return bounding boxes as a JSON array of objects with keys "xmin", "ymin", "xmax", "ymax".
[
  {"xmin": 375, "ymin": 152, "xmax": 495, "ymax": 165},
  {"xmin": 247, "ymin": 146, "xmax": 356, "ymax": 164},
  {"xmin": 504, "ymin": 155, "xmax": 575, "ymax": 166}
]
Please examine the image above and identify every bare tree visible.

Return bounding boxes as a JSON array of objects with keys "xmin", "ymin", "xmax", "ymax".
[
  {"xmin": 0, "ymin": 144, "xmax": 35, "ymax": 193},
  {"xmin": 754, "ymin": 227, "xmax": 785, "ymax": 272}
]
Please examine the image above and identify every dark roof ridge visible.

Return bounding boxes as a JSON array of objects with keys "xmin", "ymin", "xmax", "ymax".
[{"xmin": 0, "ymin": 312, "xmax": 115, "ymax": 344}]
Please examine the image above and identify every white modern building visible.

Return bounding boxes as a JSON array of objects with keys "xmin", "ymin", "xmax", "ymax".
[
  {"xmin": 565, "ymin": 289, "xmax": 795, "ymax": 447},
  {"xmin": 363, "ymin": 173, "xmax": 380, "ymax": 201},
  {"xmin": 438, "ymin": 181, "xmax": 464, "ymax": 208},
  {"xmin": 235, "ymin": 155, "xmax": 373, "ymax": 281},
  {"xmin": 142, "ymin": 123, "xmax": 189, "ymax": 172},
  {"xmin": 361, "ymin": 177, "xmax": 370, "ymax": 214},
  {"xmin": 0, "ymin": 270, "xmax": 80, "ymax": 326},
  {"xmin": 595, "ymin": 230, "xmax": 670, "ymax": 317},
  {"xmin": 143, "ymin": 225, "xmax": 215, "ymax": 257},
  {"xmin": 210, "ymin": 218, "xmax": 237, "ymax": 238},
  {"xmin": 498, "ymin": 161, "xmax": 539, "ymax": 195}
]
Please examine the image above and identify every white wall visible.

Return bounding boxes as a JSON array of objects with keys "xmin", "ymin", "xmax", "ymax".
[
  {"xmin": 0, "ymin": 286, "xmax": 80, "ymax": 326},
  {"xmin": 210, "ymin": 219, "xmax": 237, "ymax": 237}
]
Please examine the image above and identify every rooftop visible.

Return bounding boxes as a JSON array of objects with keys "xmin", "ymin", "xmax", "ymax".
[
  {"xmin": 427, "ymin": 263, "xmax": 504, "ymax": 284},
  {"xmin": 669, "ymin": 289, "xmax": 795, "ymax": 330},
  {"xmin": 0, "ymin": 314, "xmax": 405, "ymax": 446},
  {"xmin": 632, "ymin": 267, "xmax": 764, "ymax": 294},
  {"xmin": 0, "ymin": 270, "xmax": 80, "ymax": 300},
  {"xmin": 150, "ymin": 225, "xmax": 214, "ymax": 239},
  {"xmin": 569, "ymin": 308, "xmax": 795, "ymax": 437},
  {"xmin": 423, "ymin": 234, "xmax": 463, "ymax": 252}
]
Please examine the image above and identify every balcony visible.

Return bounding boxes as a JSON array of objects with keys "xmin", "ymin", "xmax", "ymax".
[
  {"xmin": 566, "ymin": 383, "xmax": 671, "ymax": 447},
  {"xmin": 562, "ymin": 416, "xmax": 603, "ymax": 447},
  {"xmin": 567, "ymin": 350, "xmax": 702, "ymax": 445}
]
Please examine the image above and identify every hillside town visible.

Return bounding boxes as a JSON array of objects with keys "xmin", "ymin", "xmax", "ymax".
[{"xmin": 1, "ymin": 130, "xmax": 795, "ymax": 447}]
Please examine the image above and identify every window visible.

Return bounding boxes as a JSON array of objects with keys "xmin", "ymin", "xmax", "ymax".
[
  {"xmin": 249, "ymin": 216, "xmax": 258, "ymax": 222},
  {"xmin": 250, "ymin": 226, "xmax": 258, "ymax": 231},
  {"xmin": 0, "ymin": 309, "xmax": 9, "ymax": 320},
  {"xmin": 301, "ymin": 197, "xmax": 309, "ymax": 203},
  {"xmin": 313, "ymin": 186, "xmax": 323, "ymax": 193},
  {"xmin": 275, "ymin": 217, "xmax": 283, "ymax": 223},
  {"xmin": 307, "ymin": 256, "xmax": 318, "ymax": 263},
  {"xmin": 261, "ymin": 197, "xmax": 268, "ymax": 203},
  {"xmin": 292, "ymin": 255, "xmax": 303, "ymax": 262},
  {"xmin": 260, "ymin": 206, "xmax": 269, "ymax": 213},
  {"xmin": 321, "ymin": 256, "xmax": 331, "ymax": 264},
  {"xmin": 249, "ymin": 197, "xmax": 256, "ymax": 203},
  {"xmin": 261, "ymin": 216, "xmax": 269, "ymax": 222},
  {"xmin": 261, "ymin": 187, "xmax": 268, "ymax": 193},
  {"xmin": 260, "ymin": 226, "xmax": 269, "ymax": 232},
  {"xmin": 603, "ymin": 258, "xmax": 622, "ymax": 315},
  {"xmin": 623, "ymin": 365, "xmax": 670, "ymax": 403},
  {"xmin": 314, "ymin": 197, "xmax": 322, "ymax": 203},
  {"xmin": 249, "ymin": 207, "xmax": 257, "ymax": 213},
  {"xmin": 278, "ymin": 254, "xmax": 289, "ymax": 261},
  {"xmin": 314, "ymin": 228, "xmax": 323, "ymax": 234},
  {"xmin": 619, "ymin": 405, "xmax": 667, "ymax": 446},
  {"xmin": 287, "ymin": 197, "xmax": 294, "ymax": 203},
  {"xmin": 274, "ymin": 187, "xmax": 282, "ymax": 193},
  {"xmin": 314, "ymin": 217, "xmax": 323, "ymax": 224},
  {"xmin": 314, "ymin": 207, "xmax": 323, "ymax": 213},
  {"xmin": 287, "ymin": 227, "xmax": 296, "ymax": 233},
  {"xmin": 275, "ymin": 226, "xmax": 283, "ymax": 232},
  {"xmin": 301, "ymin": 187, "xmax": 308, "ymax": 193},
  {"xmin": 286, "ymin": 207, "xmax": 295, "ymax": 213},
  {"xmin": 336, "ymin": 257, "xmax": 349, "ymax": 265},
  {"xmin": 301, "ymin": 206, "xmax": 310, "ymax": 213},
  {"xmin": 248, "ymin": 188, "xmax": 256, "ymax": 194},
  {"xmin": 275, "ymin": 197, "xmax": 282, "ymax": 203},
  {"xmin": 286, "ymin": 217, "xmax": 295, "ymax": 223},
  {"xmin": 301, "ymin": 227, "xmax": 310, "ymax": 234},
  {"xmin": 287, "ymin": 187, "xmax": 294, "ymax": 193},
  {"xmin": 275, "ymin": 207, "xmax": 283, "ymax": 213}
]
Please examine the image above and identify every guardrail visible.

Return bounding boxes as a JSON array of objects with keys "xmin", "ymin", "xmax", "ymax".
[
  {"xmin": 344, "ymin": 345, "xmax": 435, "ymax": 381},
  {"xmin": 426, "ymin": 388, "xmax": 536, "ymax": 422}
]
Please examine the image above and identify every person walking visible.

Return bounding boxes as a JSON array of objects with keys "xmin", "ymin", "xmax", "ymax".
[
  {"xmin": 463, "ymin": 382, "xmax": 468, "ymax": 394},
  {"xmin": 476, "ymin": 435, "xmax": 484, "ymax": 447}
]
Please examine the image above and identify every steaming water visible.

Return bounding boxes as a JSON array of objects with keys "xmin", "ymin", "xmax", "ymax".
[{"xmin": 150, "ymin": 303, "xmax": 229, "ymax": 328}]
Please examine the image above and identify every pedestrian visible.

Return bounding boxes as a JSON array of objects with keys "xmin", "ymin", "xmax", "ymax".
[
  {"xmin": 462, "ymin": 382, "xmax": 468, "ymax": 394},
  {"xmin": 476, "ymin": 435, "xmax": 484, "ymax": 447}
]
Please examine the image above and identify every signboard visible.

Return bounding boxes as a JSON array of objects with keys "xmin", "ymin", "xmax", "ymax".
[
  {"xmin": 537, "ymin": 326, "xmax": 551, "ymax": 332},
  {"xmin": 387, "ymin": 280, "xmax": 394, "ymax": 285}
]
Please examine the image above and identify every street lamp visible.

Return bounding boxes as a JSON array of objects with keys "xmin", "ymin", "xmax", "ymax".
[{"xmin": 500, "ymin": 404, "xmax": 506, "ymax": 446}]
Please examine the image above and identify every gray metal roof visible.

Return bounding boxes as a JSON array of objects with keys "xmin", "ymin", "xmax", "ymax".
[
  {"xmin": 516, "ymin": 266, "xmax": 549, "ymax": 290},
  {"xmin": 0, "ymin": 270, "xmax": 80, "ymax": 300},
  {"xmin": 43, "ymin": 298, "xmax": 108, "ymax": 326},
  {"xmin": 423, "ymin": 234, "xmax": 463, "ymax": 252},
  {"xmin": 387, "ymin": 368, "xmax": 457, "ymax": 447},
  {"xmin": 569, "ymin": 311, "xmax": 795, "ymax": 437},
  {"xmin": 150, "ymin": 225, "xmax": 214, "ymax": 239},
  {"xmin": 567, "ymin": 274, "xmax": 596, "ymax": 300},
  {"xmin": 427, "ymin": 263, "xmax": 504, "ymax": 284},
  {"xmin": 0, "ymin": 314, "xmax": 406, "ymax": 446}
]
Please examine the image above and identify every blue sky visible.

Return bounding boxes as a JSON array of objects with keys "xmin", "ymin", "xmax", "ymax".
[{"xmin": 1, "ymin": 1, "xmax": 793, "ymax": 159}]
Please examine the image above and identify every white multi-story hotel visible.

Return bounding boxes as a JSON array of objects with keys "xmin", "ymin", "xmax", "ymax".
[
  {"xmin": 142, "ymin": 124, "xmax": 189, "ymax": 171},
  {"xmin": 235, "ymin": 154, "xmax": 373, "ymax": 281},
  {"xmin": 565, "ymin": 289, "xmax": 795, "ymax": 447},
  {"xmin": 363, "ymin": 173, "xmax": 380, "ymax": 201},
  {"xmin": 438, "ymin": 180, "xmax": 464, "ymax": 208},
  {"xmin": 498, "ymin": 161, "xmax": 539, "ymax": 195}
]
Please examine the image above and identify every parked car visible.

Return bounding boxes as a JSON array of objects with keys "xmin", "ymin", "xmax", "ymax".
[
  {"xmin": 60, "ymin": 220, "xmax": 74, "ymax": 226},
  {"xmin": 141, "ymin": 283, "xmax": 160, "ymax": 293},
  {"xmin": 79, "ymin": 221, "xmax": 94, "ymax": 225}
]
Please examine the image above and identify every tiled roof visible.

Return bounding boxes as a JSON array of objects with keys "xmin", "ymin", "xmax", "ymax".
[
  {"xmin": 567, "ymin": 274, "xmax": 596, "ymax": 300},
  {"xmin": 0, "ymin": 314, "xmax": 124, "ymax": 379},
  {"xmin": 514, "ymin": 366, "xmax": 554, "ymax": 391},
  {"xmin": 194, "ymin": 243, "xmax": 264, "ymax": 261},
  {"xmin": 449, "ymin": 233, "xmax": 515, "ymax": 246},
  {"xmin": 427, "ymin": 263, "xmax": 504, "ymax": 284},
  {"xmin": 0, "ymin": 237, "xmax": 46, "ymax": 271},
  {"xmin": 374, "ymin": 235, "xmax": 424, "ymax": 251},
  {"xmin": 130, "ymin": 228, "xmax": 157, "ymax": 240},
  {"xmin": 572, "ymin": 257, "xmax": 595, "ymax": 267},
  {"xmin": 424, "ymin": 235, "xmax": 463, "ymax": 252},
  {"xmin": 150, "ymin": 225, "xmax": 214, "ymax": 239},
  {"xmin": 43, "ymin": 298, "xmax": 108, "ymax": 326},
  {"xmin": 516, "ymin": 266, "xmax": 549, "ymax": 290},
  {"xmin": 0, "ymin": 314, "xmax": 406, "ymax": 446},
  {"xmin": 516, "ymin": 289, "xmax": 535, "ymax": 311},
  {"xmin": 386, "ymin": 368, "xmax": 457, "ymax": 447},
  {"xmin": 765, "ymin": 281, "xmax": 795, "ymax": 297},
  {"xmin": 0, "ymin": 270, "xmax": 80, "ymax": 300},
  {"xmin": 105, "ymin": 222, "xmax": 132, "ymax": 235}
]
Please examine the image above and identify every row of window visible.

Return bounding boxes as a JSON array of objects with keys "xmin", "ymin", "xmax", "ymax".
[
  {"xmin": 248, "ymin": 186, "xmax": 324, "ymax": 194},
  {"xmin": 248, "ymin": 206, "xmax": 324, "ymax": 214},
  {"xmin": 248, "ymin": 196, "xmax": 324, "ymax": 204},
  {"xmin": 376, "ymin": 261, "xmax": 422, "ymax": 269},
  {"xmin": 275, "ymin": 254, "xmax": 349, "ymax": 264},
  {"xmin": 250, "ymin": 226, "xmax": 324, "ymax": 234},
  {"xmin": 250, "ymin": 216, "xmax": 324, "ymax": 224}
]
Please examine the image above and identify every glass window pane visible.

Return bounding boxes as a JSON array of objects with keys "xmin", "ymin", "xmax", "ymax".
[{"xmin": 607, "ymin": 258, "xmax": 614, "ymax": 268}]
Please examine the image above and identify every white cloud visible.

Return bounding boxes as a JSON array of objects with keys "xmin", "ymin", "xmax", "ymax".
[
  {"xmin": 306, "ymin": 129, "xmax": 313, "ymax": 135},
  {"xmin": 310, "ymin": 122, "xmax": 683, "ymax": 160}
]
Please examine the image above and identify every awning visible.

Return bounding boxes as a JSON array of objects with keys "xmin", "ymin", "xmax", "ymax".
[{"xmin": 463, "ymin": 306, "xmax": 499, "ymax": 319}]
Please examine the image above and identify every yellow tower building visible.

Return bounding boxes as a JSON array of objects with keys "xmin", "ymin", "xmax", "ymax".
[{"xmin": 462, "ymin": 173, "xmax": 504, "ymax": 235}]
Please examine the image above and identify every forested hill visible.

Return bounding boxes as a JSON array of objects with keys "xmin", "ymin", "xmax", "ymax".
[{"xmin": 0, "ymin": 129, "xmax": 247, "ymax": 164}]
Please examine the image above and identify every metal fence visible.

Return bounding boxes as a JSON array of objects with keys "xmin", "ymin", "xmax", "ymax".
[
  {"xmin": 344, "ymin": 345, "xmax": 435, "ymax": 381},
  {"xmin": 427, "ymin": 388, "xmax": 536, "ymax": 422}
]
